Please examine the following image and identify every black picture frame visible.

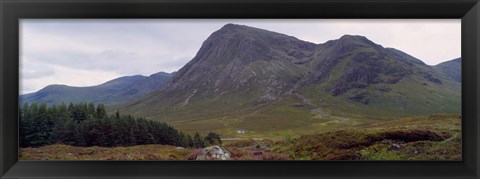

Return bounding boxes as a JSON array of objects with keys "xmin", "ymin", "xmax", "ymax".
[{"xmin": 1, "ymin": 0, "xmax": 479, "ymax": 178}]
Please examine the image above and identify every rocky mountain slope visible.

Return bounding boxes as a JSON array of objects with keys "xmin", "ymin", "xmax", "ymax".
[{"xmin": 118, "ymin": 24, "xmax": 461, "ymax": 132}]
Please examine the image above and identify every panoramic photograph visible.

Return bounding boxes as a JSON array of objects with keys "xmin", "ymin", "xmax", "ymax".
[{"xmin": 19, "ymin": 19, "xmax": 461, "ymax": 160}]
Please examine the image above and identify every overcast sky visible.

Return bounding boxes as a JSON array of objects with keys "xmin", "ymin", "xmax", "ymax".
[{"xmin": 20, "ymin": 19, "xmax": 461, "ymax": 94}]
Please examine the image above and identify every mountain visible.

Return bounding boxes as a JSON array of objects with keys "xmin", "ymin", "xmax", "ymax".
[
  {"xmin": 434, "ymin": 58, "xmax": 461, "ymax": 82},
  {"xmin": 119, "ymin": 24, "xmax": 461, "ymax": 133},
  {"xmin": 20, "ymin": 72, "xmax": 173, "ymax": 106}
]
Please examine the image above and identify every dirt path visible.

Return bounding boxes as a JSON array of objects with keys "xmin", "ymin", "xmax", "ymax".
[
  {"xmin": 221, "ymin": 137, "xmax": 263, "ymax": 141},
  {"xmin": 183, "ymin": 89, "xmax": 198, "ymax": 105},
  {"xmin": 311, "ymin": 107, "xmax": 349, "ymax": 122}
]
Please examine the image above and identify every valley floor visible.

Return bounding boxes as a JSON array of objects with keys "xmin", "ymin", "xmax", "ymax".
[{"xmin": 19, "ymin": 114, "xmax": 461, "ymax": 160}]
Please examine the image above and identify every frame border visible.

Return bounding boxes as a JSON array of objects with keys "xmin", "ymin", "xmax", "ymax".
[{"xmin": 1, "ymin": 0, "xmax": 479, "ymax": 178}]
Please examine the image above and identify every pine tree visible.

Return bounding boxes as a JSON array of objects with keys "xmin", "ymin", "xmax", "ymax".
[
  {"xmin": 87, "ymin": 103, "xmax": 95, "ymax": 116},
  {"xmin": 115, "ymin": 110, "xmax": 120, "ymax": 119},
  {"xmin": 95, "ymin": 104, "xmax": 107, "ymax": 119},
  {"xmin": 19, "ymin": 102, "xmax": 194, "ymax": 148},
  {"xmin": 57, "ymin": 103, "xmax": 70, "ymax": 120},
  {"xmin": 19, "ymin": 104, "xmax": 31, "ymax": 147},
  {"xmin": 178, "ymin": 132, "xmax": 187, "ymax": 147},
  {"xmin": 72, "ymin": 104, "xmax": 87, "ymax": 122},
  {"xmin": 193, "ymin": 132, "xmax": 205, "ymax": 148},
  {"xmin": 187, "ymin": 135, "xmax": 194, "ymax": 147},
  {"xmin": 204, "ymin": 132, "xmax": 222, "ymax": 146}
]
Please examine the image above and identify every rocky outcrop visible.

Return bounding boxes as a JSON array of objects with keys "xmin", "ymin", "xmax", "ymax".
[{"xmin": 195, "ymin": 145, "xmax": 231, "ymax": 160}]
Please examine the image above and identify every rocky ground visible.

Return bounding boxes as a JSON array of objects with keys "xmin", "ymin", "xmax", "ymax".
[{"xmin": 195, "ymin": 145, "xmax": 231, "ymax": 160}]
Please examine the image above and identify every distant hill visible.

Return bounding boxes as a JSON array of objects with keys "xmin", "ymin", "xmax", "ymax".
[
  {"xmin": 20, "ymin": 72, "xmax": 173, "ymax": 106},
  {"xmin": 434, "ymin": 58, "xmax": 461, "ymax": 82},
  {"xmin": 117, "ymin": 24, "xmax": 461, "ymax": 133}
]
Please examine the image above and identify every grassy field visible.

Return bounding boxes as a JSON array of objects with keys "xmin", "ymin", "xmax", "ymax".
[
  {"xmin": 274, "ymin": 114, "xmax": 461, "ymax": 160},
  {"xmin": 20, "ymin": 114, "xmax": 460, "ymax": 160},
  {"xmin": 20, "ymin": 144, "xmax": 196, "ymax": 160}
]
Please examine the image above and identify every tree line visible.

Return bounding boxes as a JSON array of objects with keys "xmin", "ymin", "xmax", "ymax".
[{"xmin": 19, "ymin": 103, "xmax": 221, "ymax": 148}]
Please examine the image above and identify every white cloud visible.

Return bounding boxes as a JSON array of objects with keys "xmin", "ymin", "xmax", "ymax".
[
  {"xmin": 20, "ymin": 60, "xmax": 55, "ymax": 79},
  {"xmin": 19, "ymin": 19, "xmax": 460, "ymax": 94}
]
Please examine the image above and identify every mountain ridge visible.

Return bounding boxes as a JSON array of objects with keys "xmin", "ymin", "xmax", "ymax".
[
  {"xmin": 117, "ymin": 24, "xmax": 460, "ymax": 133},
  {"xmin": 20, "ymin": 71, "xmax": 173, "ymax": 106},
  {"xmin": 434, "ymin": 58, "xmax": 461, "ymax": 82}
]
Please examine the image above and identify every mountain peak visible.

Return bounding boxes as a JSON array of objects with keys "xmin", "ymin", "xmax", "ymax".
[
  {"xmin": 149, "ymin": 71, "xmax": 172, "ymax": 78},
  {"xmin": 339, "ymin": 34, "xmax": 368, "ymax": 40},
  {"xmin": 43, "ymin": 84, "xmax": 69, "ymax": 90},
  {"xmin": 221, "ymin": 23, "xmax": 244, "ymax": 30},
  {"xmin": 214, "ymin": 23, "xmax": 275, "ymax": 37},
  {"xmin": 320, "ymin": 34, "xmax": 381, "ymax": 50},
  {"xmin": 217, "ymin": 23, "xmax": 254, "ymax": 33},
  {"xmin": 337, "ymin": 34, "xmax": 377, "ymax": 45}
]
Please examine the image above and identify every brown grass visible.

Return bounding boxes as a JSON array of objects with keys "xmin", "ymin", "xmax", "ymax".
[
  {"xmin": 20, "ymin": 144, "xmax": 195, "ymax": 160},
  {"xmin": 278, "ymin": 114, "xmax": 461, "ymax": 160},
  {"xmin": 20, "ymin": 114, "xmax": 461, "ymax": 161},
  {"xmin": 226, "ymin": 147, "xmax": 290, "ymax": 160}
]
